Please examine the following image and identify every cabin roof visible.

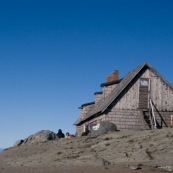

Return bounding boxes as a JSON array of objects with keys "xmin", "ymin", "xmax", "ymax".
[
  {"xmin": 79, "ymin": 101, "xmax": 95, "ymax": 109},
  {"xmin": 100, "ymin": 79, "xmax": 122, "ymax": 87},
  {"xmin": 94, "ymin": 91, "xmax": 103, "ymax": 95},
  {"xmin": 75, "ymin": 62, "xmax": 173, "ymax": 125},
  {"xmin": 73, "ymin": 118, "xmax": 81, "ymax": 125}
]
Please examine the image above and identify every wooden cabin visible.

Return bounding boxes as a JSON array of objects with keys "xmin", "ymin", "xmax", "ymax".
[{"xmin": 74, "ymin": 62, "xmax": 173, "ymax": 136}]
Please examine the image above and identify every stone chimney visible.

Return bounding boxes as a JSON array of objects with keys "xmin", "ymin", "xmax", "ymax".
[
  {"xmin": 112, "ymin": 70, "xmax": 119, "ymax": 80},
  {"xmin": 106, "ymin": 76, "xmax": 113, "ymax": 82},
  {"xmin": 106, "ymin": 70, "xmax": 119, "ymax": 82}
]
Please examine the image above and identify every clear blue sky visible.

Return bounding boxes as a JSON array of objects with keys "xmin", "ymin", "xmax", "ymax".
[{"xmin": 0, "ymin": 0, "xmax": 173, "ymax": 148}]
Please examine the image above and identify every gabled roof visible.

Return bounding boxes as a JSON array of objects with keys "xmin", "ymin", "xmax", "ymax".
[{"xmin": 76, "ymin": 62, "xmax": 173, "ymax": 125}]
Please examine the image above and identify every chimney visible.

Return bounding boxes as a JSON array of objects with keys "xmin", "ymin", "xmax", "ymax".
[
  {"xmin": 106, "ymin": 70, "xmax": 119, "ymax": 82},
  {"xmin": 106, "ymin": 76, "xmax": 113, "ymax": 82},
  {"xmin": 112, "ymin": 70, "xmax": 119, "ymax": 80}
]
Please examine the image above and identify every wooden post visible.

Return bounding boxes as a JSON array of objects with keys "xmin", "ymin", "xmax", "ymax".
[{"xmin": 150, "ymin": 99, "xmax": 157, "ymax": 129}]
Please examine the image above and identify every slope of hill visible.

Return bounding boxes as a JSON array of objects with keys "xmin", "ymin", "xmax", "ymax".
[{"xmin": 0, "ymin": 128, "xmax": 173, "ymax": 173}]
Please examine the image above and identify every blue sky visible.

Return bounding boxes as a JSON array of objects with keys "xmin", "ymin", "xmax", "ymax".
[{"xmin": 0, "ymin": 0, "xmax": 173, "ymax": 148}]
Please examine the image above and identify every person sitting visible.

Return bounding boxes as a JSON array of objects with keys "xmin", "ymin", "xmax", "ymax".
[
  {"xmin": 65, "ymin": 132, "xmax": 71, "ymax": 139},
  {"xmin": 57, "ymin": 129, "xmax": 65, "ymax": 139}
]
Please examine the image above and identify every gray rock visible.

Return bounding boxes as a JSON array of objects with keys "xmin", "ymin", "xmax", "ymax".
[
  {"xmin": 14, "ymin": 140, "xmax": 24, "ymax": 147},
  {"xmin": 90, "ymin": 121, "xmax": 117, "ymax": 137},
  {"xmin": 94, "ymin": 157, "xmax": 111, "ymax": 167},
  {"xmin": 22, "ymin": 130, "xmax": 58, "ymax": 145},
  {"xmin": 129, "ymin": 165, "xmax": 141, "ymax": 170},
  {"xmin": 158, "ymin": 166, "xmax": 173, "ymax": 172}
]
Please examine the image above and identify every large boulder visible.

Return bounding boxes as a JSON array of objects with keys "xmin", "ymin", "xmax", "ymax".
[
  {"xmin": 23, "ymin": 130, "xmax": 58, "ymax": 144},
  {"xmin": 14, "ymin": 139, "xmax": 24, "ymax": 147},
  {"xmin": 90, "ymin": 121, "xmax": 117, "ymax": 137},
  {"xmin": 14, "ymin": 130, "xmax": 58, "ymax": 146}
]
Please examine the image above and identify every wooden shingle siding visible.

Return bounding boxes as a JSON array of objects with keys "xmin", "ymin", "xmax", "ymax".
[
  {"xmin": 95, "ymin": 93, "xmax": 104, "ymax": 104},
  {"xmin": 154, "ymin": 111, "xmax": 173, "ymax": 127},
  {"xmin": 113, "ymin": 81, "xmax": 139, "ymax": 110},
  {"xmin": 103, "ymin": 84, "xmax": 118, "ymax": 98},
  {"xmin": 76, "ymin": 125, "xmax": 84, "ymax": 136},
  {"xmin": 143, "ymin": 111, "xmax": 173, "ymax": 129},
  {"xmin": 103, "ymin": 109, "xmax": 144, "ymax": 130},
  {"xmin": 80, "ymin": 109, "xmax": 85, "ymax": 119},
  {"xmin": 76, "ymin": 110, "xmax": 173, "ymax": 135},
  {"xmin": 150, "ymin": 70, "xmax": 173, "ymax": 111},
  {"xmin": 80, "ymin": 104, "xmax": 95, "ymax": 119}
]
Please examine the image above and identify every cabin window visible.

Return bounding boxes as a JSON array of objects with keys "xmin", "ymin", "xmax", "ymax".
[
  {"xmin": 139, "ymin": 78, "xmax": 149, "ymax": 109},
  {"xmin": 140, "ymin": 79, "xmax": 149, "ymax": 86}
]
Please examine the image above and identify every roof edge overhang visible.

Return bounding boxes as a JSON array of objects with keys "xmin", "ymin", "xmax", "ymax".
[
  {"xmin": 148, "ymin": 63, "xmax": 173, "ymax": 90},
  {"xmin": 94, "ymin": 91, "xmax": 103, "ymax": 95},
  {"xmin": 75, "ymin": 111, "xmax": 102, "ymax": 126},
  {"xmin": 79, "ymin": 101, "xmax": 95, "ymax": 109},
  {"xmin": 100, "ymin": 79, "xmax": 122, "ymax": 87}
]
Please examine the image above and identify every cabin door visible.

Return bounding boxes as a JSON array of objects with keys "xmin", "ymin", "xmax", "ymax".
[{"xmin": 139, "ymin": 78, "xmax": 150, "ymax": 109}]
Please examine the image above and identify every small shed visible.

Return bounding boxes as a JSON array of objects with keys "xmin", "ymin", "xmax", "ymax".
[{"xmin": 74, "ymin": 62, "xmax": 173, "ymax": 136}]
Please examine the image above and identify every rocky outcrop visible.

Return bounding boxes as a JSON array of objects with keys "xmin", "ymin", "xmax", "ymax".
[
  {"xmin": 14, "ymin": 130, "xmax": 58, "ymax": 146},
  {"xmin": 14, "ymin": 140, "xmax": 24, "ymax": 147}
]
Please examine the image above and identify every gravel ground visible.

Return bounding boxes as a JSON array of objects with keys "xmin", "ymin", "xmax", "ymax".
[{"xmin": 1, "ymin": 128, "xmax": 173, "ymax": 173}]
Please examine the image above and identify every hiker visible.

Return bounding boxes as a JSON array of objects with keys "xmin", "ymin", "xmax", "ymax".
[
  {"xmin": 65, "ymin": 132, "xmax": 71, "ymax": 139},
  {"xmin": 57, "ymin": 129, "xmax": 65, "ymax": 139}
]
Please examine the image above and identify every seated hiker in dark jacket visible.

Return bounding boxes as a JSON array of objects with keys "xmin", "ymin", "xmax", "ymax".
[{"xmin": 57, "ymin": 129, "xmax": 65, "ymax": 139}]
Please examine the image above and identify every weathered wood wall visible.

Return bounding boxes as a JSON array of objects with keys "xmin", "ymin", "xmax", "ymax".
[
  {"xmin": 95, "ymin": 93, "xmax": 103, "ymax": 104},
  {"xmin": 76, "ymin": 110, "xmax": 173, "ymax": 136},
  {"xmin": 113, "ymin": 68, "xmax": 173, "ymax": 111},
  {"xmin": 76, "ymin": 125, "xmax": 84, "ymax": 136},
  {"xmin": 103, "ymin": 110, "xmax": 144, "ymax": 130},
  {"xmin": 149, "ymin": 70, "xmax": 173, "ymax": 111},
  {"xmin": 103, "ymin": 84, "xmax": 118, "ymax": 98},
  {"xmin": 80, "ymin": 104, "xmax": 95, "ymax": 119}
]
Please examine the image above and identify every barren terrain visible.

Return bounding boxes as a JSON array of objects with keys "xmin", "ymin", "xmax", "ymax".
[{"xmin": 1, "ymin": 128, "xmax": 173, "ymax": 172}]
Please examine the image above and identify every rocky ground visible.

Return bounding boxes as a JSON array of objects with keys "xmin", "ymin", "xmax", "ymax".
[{"xmin": 1, "ymin": 128, "xmax": 173, "ymax": 173}]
